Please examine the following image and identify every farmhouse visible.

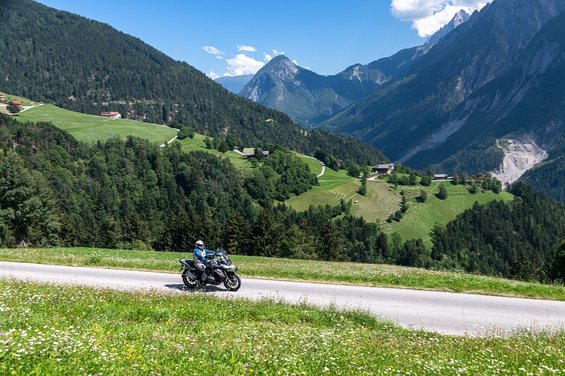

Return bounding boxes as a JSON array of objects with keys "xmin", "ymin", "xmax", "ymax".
[
  {"xmin": 433, "ymin": 174, "xmax": 450, "ymax": 180},
  {"xmin": 10, "ymin": 100, "xmax": 23, "ymax": 106},
  {"xmin": 242, "ymin": 148, "xmax": 270, "ymax": 159},
  {"xmin": 373, "ymin": 163, "xmax": 395, "ymax": 175},
  {"xmin": 100, "ymin": 111, "xmax": 122, "ymax": 119}
]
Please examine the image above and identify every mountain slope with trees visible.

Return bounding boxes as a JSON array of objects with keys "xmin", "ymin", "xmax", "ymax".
[
  {"xmin": 318, "ymin": 0, "xmax": 565, "ymax": 180},
  {"xmin": 1, "ymin": 113, "xmax": 562, "ymax": 282},
  {"xmin": 431, "ymin": 183, "xmax": 565, "ymax": 281},
  {"xmin": 0, "ymin": 0, "xmax": 384, "ymax": 166}
]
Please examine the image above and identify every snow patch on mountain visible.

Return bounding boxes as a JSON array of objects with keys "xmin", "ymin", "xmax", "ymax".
[{"xmin": 492, "ymin": 139, "xmax": 547, "ymax": 187}]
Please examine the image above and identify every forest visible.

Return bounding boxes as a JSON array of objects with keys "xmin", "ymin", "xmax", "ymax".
[
  {"xmin": 0, "ymin": 0, "xmax": 385, "ymax": 167},
  {"xmin": 0, "ymin": 114, "xmax": 563, "ymax": 283}
]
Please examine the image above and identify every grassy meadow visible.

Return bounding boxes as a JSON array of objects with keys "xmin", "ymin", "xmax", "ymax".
[
  {"xmin": 296, "ymin": 153, "xmax": 324, "ymax": 176},
  {"xmin": 178, "ymin": 133, "xmax": 255, "ymax": 171},
  {"xmin": 8, "ymin": 93, "xmax": 516, "ymax": 248},
  {"xmin": 1, "ymin": 247, "xmax": 564, "ymax": 300},
  {"xmin": 285, "ymin": 168, "xmax": 361, "ymax": 211},
  {"xmin": 0, "ymin": 92, "xmax": 41, "ymax": 107},
  {"xmin": 15, "ymin": 104, "xmax": 178, "ymax": 144},
  {"xmin": 286, "ymin": 172, "xmax": 515, "ymax": 245},
  {"xmin": 383, "ymin": 181, "xmax": 514, "ymax": 246},
  {"xmin": 1, "ymin": 281, "xmax": 564, "ymax": 375}
]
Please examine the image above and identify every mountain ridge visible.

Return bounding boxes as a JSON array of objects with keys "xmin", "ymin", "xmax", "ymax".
[
  {"xmin": 240, "ymin": 55, "xmax": 387, "ymax": 127},
  {"xmin": 215, "ymin": 75, "xmax": 253, "ymax": 93},
  {"xmin": 319, "ymin": 0, "xmax": 565, "ymax": 176},
  {"xmin": 0, "ymin": 0, "xmax": 386, "ymax": 165}
]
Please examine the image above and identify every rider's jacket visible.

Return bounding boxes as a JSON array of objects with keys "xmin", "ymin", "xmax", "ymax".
[{"xmin": 193, "ymin": 247, "xmax": 214, "ymax": 264}]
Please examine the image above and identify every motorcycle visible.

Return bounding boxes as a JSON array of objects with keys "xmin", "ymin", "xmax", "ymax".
[{"xmin": 179, "ymin": 248, "xmax": 241, "ymax": 291}]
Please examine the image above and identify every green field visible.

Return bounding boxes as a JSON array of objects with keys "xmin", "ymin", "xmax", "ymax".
[
  {"xmin": 178, "ymin": 134, "xmax": 255, "ymax": 171},
  {"xmin": 5, "ymin": 94, "xmax": 520, "ymax": 259},
  {"xmin": 285, "ymin": 168, "xmax": 361, "ymax": 211},
  {"xmin": 6, "ymin": 94, "xmax": 326, "ymax": 179},
  {"xmin": 0, "ymin": 92, "xmax": 40, "ymax": 107},
  {"xmin": 1, "ymin": 247, "xmax": 563, "ymax": 300},
  {"xmin": 384, "ymin": 181, "xmax": 514, "ymax": 245},
  {"xmin": 1, "ymin": 281, "xmax": 564, "ymax": 375},
  {"xmin": 287, "ymin": 173, "xmax": 515, "ymax": 246},
  {"xmin": 16, "ymin": 104, "xmax": 178, "ymax": 144},
  {"xmin": 296, "ymin": 153, "xmax": 323, "ymax": 176}
]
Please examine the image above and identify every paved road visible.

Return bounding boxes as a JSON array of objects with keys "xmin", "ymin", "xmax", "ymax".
[{"xmin": 1, "ymin": 261, "xmax": 564, "ymax": 336}]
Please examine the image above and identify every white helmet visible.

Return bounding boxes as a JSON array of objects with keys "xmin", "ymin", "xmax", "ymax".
[{"xmin": 195, "ymin": 240, "xmax": 205, "ymax": 250}]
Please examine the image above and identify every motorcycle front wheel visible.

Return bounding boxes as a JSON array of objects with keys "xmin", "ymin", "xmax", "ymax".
[
  {"xmin": 223, "ymin": 273, "xmax": 241, "ymax": 291},
  {"xmin": 182, "ymin": 269, "xmax": 199, "ymax": 289}
]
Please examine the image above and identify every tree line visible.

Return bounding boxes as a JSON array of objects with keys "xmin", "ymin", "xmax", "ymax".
[
  {"xmin": 0, "ymin": 0, "xmax": 386, "ymax": 168},
  {"xmin": 0, "ymin": 115, "xmax": 563, "ymax": 283}
]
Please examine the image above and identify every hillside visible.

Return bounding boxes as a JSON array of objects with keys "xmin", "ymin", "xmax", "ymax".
[
  {"xmin": 11, "ymin": 99, "xmax": 517, "ymax": 248},
  {"xmin": 316, "ymin": 0, "xmax": 565, "ymax": 193},
  {"xmin": 17, "ymin": 104, "xmax": 178, "ymax": 144},
  {"xmin": 286, "ymin": 171, "xmax": 514, "ymax": 245},
  {"xmin": 0, "ymin": 0, "xmax": 385, "ymax": 166}
]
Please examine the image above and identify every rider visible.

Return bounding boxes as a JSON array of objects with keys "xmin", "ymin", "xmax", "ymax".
[{"xmin": 193, "ymin": 240, "xmax": 215, "ymax": 282}]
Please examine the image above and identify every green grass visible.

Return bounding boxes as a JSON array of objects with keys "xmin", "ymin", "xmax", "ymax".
[
  {"xmin": 384, "ymin": 182, "xmax": 514, "ymax": 246},
  {"xmin": 296, "ymin": 153, "xmax": 323, "ymax": 176},
  {"xmin": 1, "ymin": 247, "xmax": 564, "ymax": 300},
  {"xmin": 0, "ymin": 92, "xmax": 40, "ymax": 107},
  {"xmin": 1, "ymin": 281, "xmax": 564, "ymax": 375},
  {"xmin": 15, "ymin": 104, "xmax": 178, "ymax": 144},
  {"xmin": 9, "ymin": 95, "xmax": 256, "ymax": 170},
  {"xmin": 285, "ymin": 168, "xmax": 360, "ymax": 211},
  {"xmin": 288, "ymin": 172, "xmax": 516, "ymax": 246},
  {"xmin": 178, "ymin": 134, "xmax": 255, "ymax": 171}
]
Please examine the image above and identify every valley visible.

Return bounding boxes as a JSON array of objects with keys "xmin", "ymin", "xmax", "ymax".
[
  {"xmin": 7, "ymin": 93, "xmax": 517, "ymax": 248},
  {"xmin": 234, "ymin": 0, "xmax": 565, "ymax": 203},
  {"xmin": 0, "ymin": 0, "xmax": 564, "ymax": 373}
]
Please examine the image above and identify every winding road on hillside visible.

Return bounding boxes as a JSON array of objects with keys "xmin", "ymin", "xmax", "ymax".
[{"xmin": 1, "ymin": 262, "xmax": 564, "ymax": 336}]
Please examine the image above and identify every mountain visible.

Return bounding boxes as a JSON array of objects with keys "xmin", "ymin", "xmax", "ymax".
[
  {"xmin": 0, "ymin": 0, "xmax": 385, "ymax": 165},
  {"xmin": 215, "ymin": 75, "xmax": 253, "ymax": 93},
  {"xmin": 318, "ymin": 0, "xmax": 565, "ymax": 181},
  {"xmin": 426, "ymin": 10, "xmax": 471, "ymax": 49},
  {"xmin": 240, "ymin": 55, "xmax": 387, "ymax": 127},
  {"xmin": 238, "ymin": 10, "xmax": 472, "ymax": 128}
]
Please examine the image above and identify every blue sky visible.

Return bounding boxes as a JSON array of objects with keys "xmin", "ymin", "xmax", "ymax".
[{"xmin": 36, "ymin": 0, "xmax": 490, "ymax": 77}]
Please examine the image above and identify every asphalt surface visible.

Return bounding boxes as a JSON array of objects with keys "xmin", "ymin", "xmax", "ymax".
[{"xmin": 1, "ymin": 261, "xmax": 564, "ymax": 336}]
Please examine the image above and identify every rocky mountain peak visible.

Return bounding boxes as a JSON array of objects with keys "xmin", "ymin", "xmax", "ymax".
[
  {"xmin": 426, "ymin": 9, "xmax": 471, "ymax": 48},
  {"xmin": 262, "ymin": 55, "xmax": 299, "ymax": 78}
]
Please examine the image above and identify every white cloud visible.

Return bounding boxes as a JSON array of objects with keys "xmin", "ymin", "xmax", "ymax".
[
  {"xmin": 237, "ymin": 44, "xmax": 257, "ymax": 52},
  {"xmin": 207, "ymin": 71, "xmax": 220, "ymax": 80},
  {"xmin": 390, "ymin": 0, "xmax": 491, "ymax": 36},
  {"xmin": 263, "ymin": 49, "xmax": 285, "ymax": 63},
  {"xmin": 203, "ymin": 45, "xmax": 224, "ymax": 57},
  {"xmin": 225, "ymin": 54, "xmax": 265, "ymax": 76}
]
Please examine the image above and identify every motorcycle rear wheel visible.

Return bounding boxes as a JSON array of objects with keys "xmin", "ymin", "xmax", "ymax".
[
  {"xmin": 223, "ymin": 273, "xmax": 241, "ymax": 291},
  {"xmin": 182, "ymin": 270, "xmax": 199, "ymax": 289}
]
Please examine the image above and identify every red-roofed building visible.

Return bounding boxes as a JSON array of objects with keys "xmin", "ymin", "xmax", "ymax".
[
  {"xmin": 10, "ymin": 100, "xmax": 23, "ymax": 106},
  {"xmin": 101, "ymin": 111, "xmax": 122, "ymax": 119}
]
